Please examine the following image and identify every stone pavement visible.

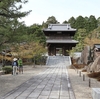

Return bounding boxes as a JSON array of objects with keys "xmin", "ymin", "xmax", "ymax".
[
  {"xmin": 1, "ymin": 56, "xmax": 75, "ymax": 99},
  {"xmin": 0, "ymin": 56, "xmax": 100, "ymax": 99},
  {"xmin": 0, "ymin": 66, "xmax": 48, "ymax": 99}
]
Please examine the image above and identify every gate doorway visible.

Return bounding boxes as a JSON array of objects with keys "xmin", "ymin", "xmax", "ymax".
[{"xmin": 56, "ymin": 48, "xmax": 62, "ymax": 56}]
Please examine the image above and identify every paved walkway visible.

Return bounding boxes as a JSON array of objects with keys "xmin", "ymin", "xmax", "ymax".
[{"xmin": 1, "ymin": 56, "xmax": 75, "ymax": 99}]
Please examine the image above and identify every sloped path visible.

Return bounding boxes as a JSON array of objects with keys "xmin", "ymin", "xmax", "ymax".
[{"xmin": 1, "ymin": 56, "xmax": 75, "ymax": 99}]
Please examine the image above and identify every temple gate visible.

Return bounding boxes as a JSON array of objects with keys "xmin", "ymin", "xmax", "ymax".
[{"xmin": 43, "ymin": 24, "xmax": 78, "ymax": 56}]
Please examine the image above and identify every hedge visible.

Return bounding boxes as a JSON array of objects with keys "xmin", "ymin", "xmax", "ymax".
[{"xmin": 2, "ymin": 66, "xmax": 12, "ymax": 74}]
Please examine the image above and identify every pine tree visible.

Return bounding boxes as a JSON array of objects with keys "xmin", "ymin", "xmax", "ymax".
[
  {"xmin": 68, "ymin": 17, "xmax": 76, "ymax": 28},
  {"xmin": 75, "ymin": 16, "xmax": 85, "ymax": 29},
  {"xmin": 88, "ymin": 15, "xmax": 97, "ymax": 31}
]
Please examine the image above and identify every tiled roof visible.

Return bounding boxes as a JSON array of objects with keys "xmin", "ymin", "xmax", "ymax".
[
  {"xmin": 94, "ymin": 44, "xmax": 100, "ymax": 49},
  {"xmin": 46, "ymin": 39, "xmax": 78, "ymax": 43},
  {"xmin": 43, "ymin": 24, "xmax": 76, "ymax": 31}
]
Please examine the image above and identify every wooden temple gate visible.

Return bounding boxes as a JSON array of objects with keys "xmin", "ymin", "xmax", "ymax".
[{"xmin": 43, "ymin": 24, "xmax": 78, "ymax": 56}]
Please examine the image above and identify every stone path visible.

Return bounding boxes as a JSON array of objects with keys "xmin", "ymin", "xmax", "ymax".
[{"xmin": 1, "ymin": 56, "xmax": 75, "ymax": 99}]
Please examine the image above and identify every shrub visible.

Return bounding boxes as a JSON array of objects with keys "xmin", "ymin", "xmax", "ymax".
[
  {"xmin": 97, "ymin": 77, "xmax": 100, "ymax": 81},
  {"xmin": 73, "ymin": 64, "xmax": 85, "ymax": 69},
  {"xmin": 2, "ymin": 66, "xmax": 12, "ymax": 74},
  {"xmin": 33, "ymin": 56, "xmax": 47, "ymax": 65},
  {"xmin": 87, "ymin": 72, "xmax": 100, "ymax": 78}
]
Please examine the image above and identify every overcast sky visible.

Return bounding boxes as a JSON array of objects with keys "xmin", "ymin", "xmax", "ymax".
[{"xmin": 19, "ymin": 0, "xmax": 100, "ymax": 26}]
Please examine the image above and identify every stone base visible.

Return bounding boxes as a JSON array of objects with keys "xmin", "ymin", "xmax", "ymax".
[{"xmin": 92, "ymin": 88, "xmax": 100, "ymax": 99}]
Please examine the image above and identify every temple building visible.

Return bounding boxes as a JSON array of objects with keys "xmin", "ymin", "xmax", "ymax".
[{"xmin": 43, "ymin": 24, "xmax": 78, "ymax": 56}]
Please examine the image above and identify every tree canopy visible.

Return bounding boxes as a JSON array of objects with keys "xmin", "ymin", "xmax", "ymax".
[
  {"xmin": 0, "ymin": 0, "xmax": 31, "ymax": 47},
  {"xmin": 42, "ymin": 16, "xmax": 59, "ymax": 28},
  {"xmin": 0, "ymin": 0, "xmax": 31, "ymax": 19},
  {"xmin": 0, "ymin": 0, "xmax": 100, "ymax": 60}
]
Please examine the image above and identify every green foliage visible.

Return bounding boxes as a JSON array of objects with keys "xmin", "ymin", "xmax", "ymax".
[
  {"xmin": 88, "ymin": 15, "xmax": 97, "ymax": 31},
  {"xmin": 67, "ymin": 15, "xmax": 98, "ymax": 33},
  {"xmin": 74, "ymin": 29, "xmax": 87, "ymax": 41},
  {"xmin": 0, "ymin": 0, "xmax": 31, "ymax": 48},
  {"xmin": 68, "ymin": 17, "xmax": 76, "ymax": 28},
  {"xmin": 69, "ymin": 42, "xmax": 84, "ymax": 53},
  {"xmin": 74, "ymin": 29, "xmax": 87, "ymax": 52},
  {"xmin": 0, "ymin": 5, "xmax": 100, "ymax": 59},
  {"xmin": 97, "ymin": 17, "xmax": 100, "ymax": 27},
  {"xmin": 33, "ymin": 55, "xmax": 47, "ymax": 65},
  {"xmin": 42, "ymin": 16, "xmax": 59, "ymax": 28},
  {"xmin": 25, "ymin": 24, "xmax": 46, "ymax": 45},
  {"xmin": 33, "ymin": 29, "xmax": 46, "ymax": 45},
  {"xmin": 28, "ymin": 24, "xmax": 41, "ymax": 35},
  {"xmin": 2, "ymin": 66, "xmax": 12, "ymax": 74},
  {"xmin": 0, "ymin": 0, "xmax": 31, "ymax": 19},
  {"xmin": 7, "ymin": 20, "xmax": 29, "ymax": 43},
  {"xmin": 62, "ymin": 20, "xmax": 68, "ymax": 24},
  {"xmin": 75, "ymin": 16, "xmax": 85, "ymax": 29}
]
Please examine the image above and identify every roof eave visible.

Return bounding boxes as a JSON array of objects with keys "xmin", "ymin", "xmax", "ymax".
[
  {"xmin": 46, "ymin": 41, "xmax": 79, "ymax": 44},
  {"xmin": 43, "ymin": 29, "xmax": 76, "ymax": 32}
]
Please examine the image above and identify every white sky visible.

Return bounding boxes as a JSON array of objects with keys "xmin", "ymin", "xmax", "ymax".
[{"xmin": 19, "ymin": 0, "xmax": 100, "ymax": 26}]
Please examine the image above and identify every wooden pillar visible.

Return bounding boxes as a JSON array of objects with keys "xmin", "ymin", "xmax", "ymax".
[
  {"xmin": 48, "ymin": 46, "xmax": 52, "ymax": 56},
  {"xmin": 51, "ymin": 47, "xmax": 53, "ymax": 56},
  {"xmin": 64, "ymin": 47, "xmax": 66, "ymax": 56},
  {"xmin": 48, "ymin": 47, "xmax": 50, "ymax": 56},
  {"xmin": 51, "ymin": 46, "xmax": 56, "ymax": 56},
  {"xmin": 62, "ymin": 47, "xmax": 64, "ymax": 56},
  {"xmin": 54, "ymin": 46, "xmax": 56, "ymax": 56}
]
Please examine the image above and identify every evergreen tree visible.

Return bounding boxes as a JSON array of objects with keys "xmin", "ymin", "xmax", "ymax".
[
  {"xmin": 27, "ymin": 24, "xmax": 46, "ymax": 45},
  {"xmin": 68, "ymin": 17, "xmax": 76, "ymax": 28},
  {"xmin": 84, "ymin": 17, "xmax": 90, "ymax": 32},
  {"xmin": 88, "ymin": 15, "xmax": 97, "ymax": 31},
  {"xmin": 74, "ymin": 29, "xmax": 87, "ymax": 51},
  {"xmin": 0, "ymin": 0, "xmax": 31, "ymax": 19},
  {"xmin": 62, "ymin": 20, "xmax": 68, "ymax": 24},
  {"xmin": 42, "ymin": 16, "xmax": 59, "ymax": 28},
  {"xmin": 75, "ymin": 16, "xmax": 85, "ymax": 29},
  {"xmin": 33, "ymin": 29, "xmax": 46, "ymax": 45},
  {"xmin": 28, "ymin": 24, "xmax": 41, "ymax": 35},
  {"xmin": 97, "ymin": 17, "xmax": 100, "ymax": 27},
  {"xmin": 0, "ymin": 0, "xmax": 31, "ymax": 47}
]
